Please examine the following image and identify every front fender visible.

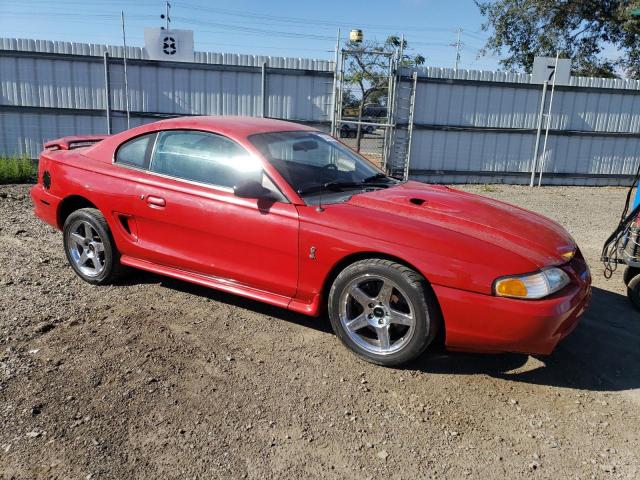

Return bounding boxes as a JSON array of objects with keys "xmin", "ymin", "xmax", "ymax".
[{"xmin": 295, "ymin": 203, "xmax": 538, "ymax": 311}]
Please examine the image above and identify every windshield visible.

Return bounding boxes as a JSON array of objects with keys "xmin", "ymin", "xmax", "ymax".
[{"xmin": 248, "ymin": 131, "xmax": 395, "ymax": 199}]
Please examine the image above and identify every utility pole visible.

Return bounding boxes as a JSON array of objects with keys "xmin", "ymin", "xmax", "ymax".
[
  {"xmin": 161, "ymin": 1, "xmax": 171, "ymax": 30},
  {"xmin": 452, "ymin": 28, "xmax": 463, "ymax": 71}
]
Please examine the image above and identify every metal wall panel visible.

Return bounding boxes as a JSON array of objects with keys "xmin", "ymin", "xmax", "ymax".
[
  {"xmin": 0, "ymin": 38, "xmax": 336, "ymax": 158},
  {"xmin": 265, "ymin": 72, "xmax": 332, "ymax": 122},
  {"xmin": 0, "ymin": 37, "xmax": 334, "ymax": 71},
  {"xmin": 0, "ymin": 56, "xmax": 107, "ymax": 110},
  {"xmin": 407, "ymin": 78, "xmax": 640, "ymax": 132},
  {"xmin": 2, "ymin": 37, "xmax": 640, "ymax": 186},
  {"xmin": 0, "ymin": 111, "xmax": 140, "ymax": 157},
  {"xmin": 399, "ymin": 66, "xmax": 640, "ymax": 185},
  {"xmin": 106, "ymin": 63, "xmax": 264, "ymax": 115},
  {"xmin": 409, "ymin": 129, "xmax": 640, "ymax": 185},
  {"xmin": 0, "ymin": 55, "xmax": 332, "ymax": 118}
]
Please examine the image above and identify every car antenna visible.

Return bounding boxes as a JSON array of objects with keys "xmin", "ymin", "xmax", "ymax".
[{"xmin": 316, "ymin": 182, "xmax": 325, "ymax": 212}]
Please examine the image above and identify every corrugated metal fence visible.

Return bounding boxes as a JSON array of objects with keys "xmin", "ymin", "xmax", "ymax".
[
  {"xmin": 0, "ymin": 38, "xmax": 334, "ymax": 158},
  {"xmin": 1, "ymin": 37, "xmax": 640, "ymax": 185},
  {"xmin": 401, "ymin": 67, "xmax": 640, "ymax": 185}
]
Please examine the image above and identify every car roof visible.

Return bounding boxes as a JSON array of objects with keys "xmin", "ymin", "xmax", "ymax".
[
  {"xmin": 83, "ymin": 115, "xmax": 320, "ymax": 165},
  {"xmin": 150, "ymin": 115, "xmax": 317, "ymax": 137}
]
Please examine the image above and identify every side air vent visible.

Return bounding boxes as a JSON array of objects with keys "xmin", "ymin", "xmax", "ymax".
[
  {"xmin": 409, "ymin": 198, "xmax": 426, "ymax": 206},
  {"xmin": 116, "ymin": 213, "xmax": 139, "ymax": 241}
]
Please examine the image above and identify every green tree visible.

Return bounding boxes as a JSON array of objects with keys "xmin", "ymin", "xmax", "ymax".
[
  {"xmin": 342, "ymin": 36, "xmax": 424, "ymax": 151},
  {"xmin": 476, "ymin": 0, "xmax": 640, "ymax": 79},
  {"xmin": 386, "ymin": 36, "xmax": 426, "ymax": 67}
]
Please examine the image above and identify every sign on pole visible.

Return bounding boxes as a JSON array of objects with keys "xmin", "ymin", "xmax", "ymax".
[
  {"xmin": 144, "ymin": 28, "xmax": 194, "ymax": 63},
  {"xmin": 531, "ymin": 56, "xmax": 571, "ymax": 85}
]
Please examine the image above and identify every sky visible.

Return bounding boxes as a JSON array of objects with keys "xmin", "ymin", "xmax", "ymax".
[{"xmin": 0, "ymin": 0, "xmax": 502, "ymax": 71}]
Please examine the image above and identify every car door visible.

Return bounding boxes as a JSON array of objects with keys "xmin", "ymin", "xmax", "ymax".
[{"xmin": 124, "ymin": 129, "xmax": 299, "ymax": 299}]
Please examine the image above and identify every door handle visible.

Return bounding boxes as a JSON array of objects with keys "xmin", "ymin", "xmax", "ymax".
[{"xmin": 146, "ymin": 195, "xmax": 166, "ymax": 208}]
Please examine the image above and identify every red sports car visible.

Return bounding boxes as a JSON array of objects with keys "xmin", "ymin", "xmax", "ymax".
[{"xmin": 31, "ymin": 116, "xmax": 591, "ymax": 366}]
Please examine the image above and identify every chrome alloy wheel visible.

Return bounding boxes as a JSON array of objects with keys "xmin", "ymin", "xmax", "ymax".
[
  {"xmin": 339, "ymin": 274, "xmax": 416, "ymax": 355},
  {"xmin": 65, "ymin": 220, "xmax": 106, "ymax": 277}
]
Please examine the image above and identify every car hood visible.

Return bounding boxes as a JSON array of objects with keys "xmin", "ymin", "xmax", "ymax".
[{"xmin": 347, "ymin": 181, "xmax": 576, "ymax": 268}]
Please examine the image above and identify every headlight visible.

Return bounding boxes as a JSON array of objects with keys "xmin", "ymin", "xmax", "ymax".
[{"xmin": 494, "ymin": 267, "xmax": 570, "ymax": 299}]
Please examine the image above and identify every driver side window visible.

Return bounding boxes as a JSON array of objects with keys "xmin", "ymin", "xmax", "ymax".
[{"xmin": 150, "ymin": 130, "xmax": 261, "ymax": 189}]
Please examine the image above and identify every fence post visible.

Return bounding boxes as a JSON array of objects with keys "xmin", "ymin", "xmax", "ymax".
[
  {"xmin": 330, "ymin": 28, "xmax": 340, "ymax": 137},
  {"xmin": 529, "ymin": 80, "xmax": 547, "ymax": 187},
  {"xmin": 538, "ymin": 53, "xmax": 560, "ymax": 187},
  {"xmin": 403, "ymin": 70, "xmax": 419, "ymax": 181},
  {"xmin": 103, "ymin": 52, "xmax": 112, "ymax": 134},
  {"xmin": 261, "ymin": 61, "xmax": 268, "ymax": 118}
]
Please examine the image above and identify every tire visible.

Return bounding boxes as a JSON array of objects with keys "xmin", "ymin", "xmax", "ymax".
[
  {"xmin": 628, "ymin": 274, "xmax": 640, "ymax": 311},
  {"xmin": 624, "ymin": 266, "xmax": 640, "ymax": 287},
  {"xmin": 328, "ymin": 258, "xmax": 440, "ymax": 367},
  {"xmin": 63, "ymin": 208, "xmax": 125, "ymax": 285}
]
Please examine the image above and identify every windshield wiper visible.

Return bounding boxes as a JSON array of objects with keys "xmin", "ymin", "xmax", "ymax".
[
  {"xmin": 362, "ymin": 172, "xmax": 390, "ymax": 183},
  {"xmin": 297, "ymin": 180, "xmax": 392, "ymax": 196},
  {"xmin": 297, "ymin": 181, "xmax": 363, "ymax": 196}
]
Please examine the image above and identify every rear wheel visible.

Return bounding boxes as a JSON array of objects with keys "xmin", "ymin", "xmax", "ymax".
[
  {"xmin": 628, "ymin": 274, "xmax": 640, "ymax": 311},
  {"xmin": 63, "ymin": 208, "xmax": 124, "ymax": 284},
  {"xmin": 624, "ymin": 266, "xmax": 640, "ymax": 287},
  {"xmin": 328, "ymin": 258, "xmax": 440, "ymax": 366}
]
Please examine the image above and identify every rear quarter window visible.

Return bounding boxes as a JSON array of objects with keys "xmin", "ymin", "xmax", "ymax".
[{"xmin": 115, "ymin": 134, "xmax": 155, "ymax": 169}]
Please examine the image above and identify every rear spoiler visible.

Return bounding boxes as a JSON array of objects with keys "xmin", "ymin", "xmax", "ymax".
[{"xmin": 44, "ymin": 135, "xmax": 109, "ymax": 151}]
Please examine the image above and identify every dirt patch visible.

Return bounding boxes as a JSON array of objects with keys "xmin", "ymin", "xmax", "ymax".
[{"xmin": 1, "ymin": 183, "xmax": 639, "ymax": 479}]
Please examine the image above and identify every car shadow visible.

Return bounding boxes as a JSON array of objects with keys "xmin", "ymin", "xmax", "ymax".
[
  {"xmin": 411, "ymin": 287, "xmax": 640, "ymax": 392},
  {"xmin": 143, "ymin": 273, "xmax": 334, "ymax": 334},
  {"xmin": 126, "ymin": 271, "xmax": 639, "ymax": 392}
]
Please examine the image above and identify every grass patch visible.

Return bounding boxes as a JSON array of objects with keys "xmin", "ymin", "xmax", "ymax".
[
  {"xmin": 0, "ymin": 155, "xmax": 36, "ymax": 184},
  {"xmin": 480, "ymin": 184, "xmax": 497, "ymax": 193}
]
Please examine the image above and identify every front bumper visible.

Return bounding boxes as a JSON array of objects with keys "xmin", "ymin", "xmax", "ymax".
[
  {"xmin": 30, "ymin": 184, "xmax": 61, "ymax": 229},
  {"xmin": 434, "ymin": 259, "xmax": 591, "ymax": 355}
]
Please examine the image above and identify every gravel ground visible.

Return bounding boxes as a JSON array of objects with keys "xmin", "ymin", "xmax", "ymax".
[{"xmin": 1, "ymin": 183, "xmax": 639, "ymax": 479}]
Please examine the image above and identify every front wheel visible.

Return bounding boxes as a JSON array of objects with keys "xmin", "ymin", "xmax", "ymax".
[
  {"xmin": 624, "ymin": 266, "xmax": 640, "ymax": 287},
  {"xmin": 328, "ymin": 258, "xmax": 440, "ymax": 366},
  {"xmin": 63, "ymin": 208, "xmax": 125, "ymax": 285},
  {"xmin": 628, "ymin": 274, "xmax": 640, "ymax": 311}
]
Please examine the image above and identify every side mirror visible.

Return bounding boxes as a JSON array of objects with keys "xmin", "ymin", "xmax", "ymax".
[{"xmin": 233, "ymin": 180, "xmax": 276, "ymax": 200}]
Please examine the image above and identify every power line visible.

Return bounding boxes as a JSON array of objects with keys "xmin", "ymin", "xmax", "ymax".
[
  {"xmin": 464, "ymin": 30, "xmax": 492, "ymax": 42},
  {"xmin": 170, "ymin": 1, "xmax": 468, "ymax": 33},
  {"xmin": 1, "ymin": 11, "xmax": 157, "ymax": 22},
  {"xmin": 1, "ymin": 15, "xmax": 484, "ymax": 54},
  {"xmin": 3, "ymin": 0, "xmax": 495, "ymax": 38},
  {"xmin": 173, "ymin": 16, "xmax": 335, "ymax": 41},
  {"xmin": 0, "ymin": 2, "xmax": 501, "ymax": 69}
]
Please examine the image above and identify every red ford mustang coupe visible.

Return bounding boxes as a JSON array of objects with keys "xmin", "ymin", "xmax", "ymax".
[{"xmin": 31, "ymin": 116, "xmax": 591, "ymax": 366}]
